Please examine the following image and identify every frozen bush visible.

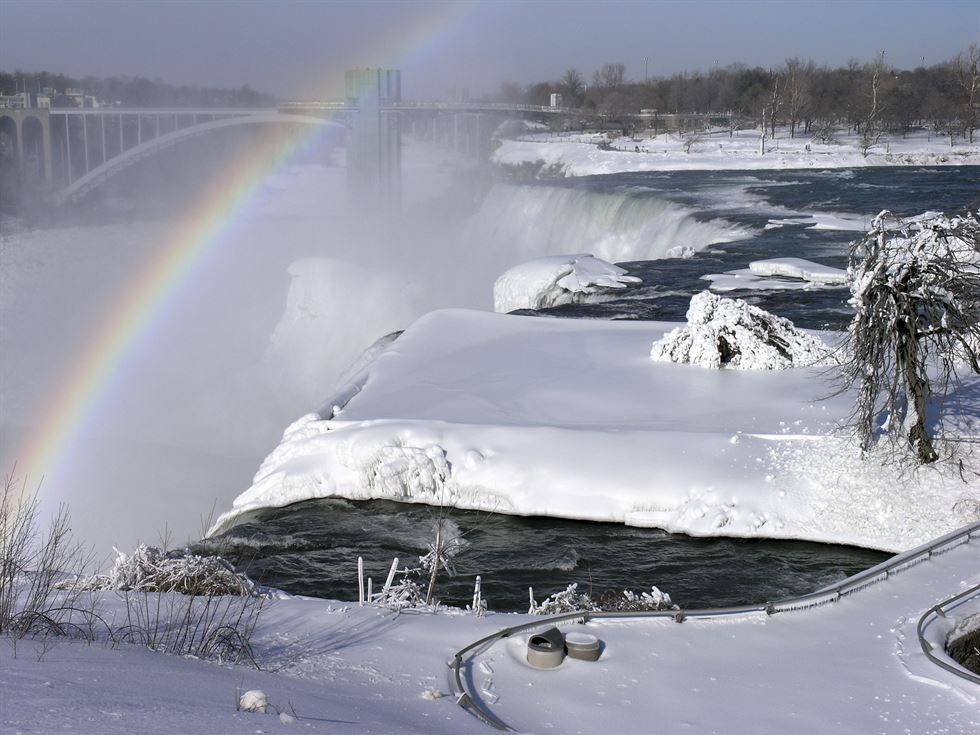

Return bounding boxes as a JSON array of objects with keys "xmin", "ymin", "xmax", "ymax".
[
  {"xmin": 66, "ymin": 544, "xmax": 255, "ymax": 596},
  {"xmin": 650, "ymin": 290, "xmax": 832, "ymax": 370},
  {"xmin": 529, "ymin": 584, "xmax": 678, "ymax": 615}
]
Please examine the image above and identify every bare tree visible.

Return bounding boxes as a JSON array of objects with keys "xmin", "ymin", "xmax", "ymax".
[
  {"xmin": 859, "ymin": 51, "xmax": 887, "ymax": 156},
  {"xmin": 784, "ymin": 58, "xmax": 813, "ymax": 138},
  {"xmin": 952, "ymin": 44, "xmax": 980, "ymax": 144},
  {"xmin": 599, "ymin": 62, "xmax": 625, "ymax": 89},
  {"xmin": 841, "ymin": 210, "xmax": 980, "ymax": 464},
  {"xmin": 767, "ymin": 72, "xmax": 782, "ymax": 138},
  {"xmin": 558, "ymin": 68, "xmax": 585, "ymax": 107}
]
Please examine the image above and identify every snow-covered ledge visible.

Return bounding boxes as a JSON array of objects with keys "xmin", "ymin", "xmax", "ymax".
[{"xmin": 209, "ymin": 309, "xmax": 979, "ymax": 551}]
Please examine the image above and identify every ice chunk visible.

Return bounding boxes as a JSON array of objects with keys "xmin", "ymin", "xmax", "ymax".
[
  {"xmin": 748, "ymin": 257, "xmax": 847, "ymax": 285},
  {"xmin": 493, "ymin": 254, "xmax": 640, "ymax": 313}
]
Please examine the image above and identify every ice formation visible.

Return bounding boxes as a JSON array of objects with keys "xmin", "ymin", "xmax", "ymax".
[
  {"xmin": 748, "ymin": 257, "xmax": 847, "ymax": 284},
  {"xmin": 704, "ymin": 257, "xmax": 848, "ymax": 292},
  {"xmin": 493, "ymin": 254, "xmax": 640, "ymax": 313},
  {"xmin": 650, "ymin": 291, "xmax": 833, "ymax": 370}
]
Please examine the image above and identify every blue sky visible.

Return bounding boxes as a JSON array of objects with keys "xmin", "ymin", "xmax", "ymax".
[{"xmin": 1, "ymin": 0, "xmax": 978, "ymax": 99}]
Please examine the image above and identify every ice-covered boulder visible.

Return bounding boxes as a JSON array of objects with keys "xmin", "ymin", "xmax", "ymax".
[
  {"xmin": 493, "ymin": 254, "xmax": 640, "ymax": 313},
  {"xmin": 650, "ymin": 290, "xmax": 832, "ymax": 370}
]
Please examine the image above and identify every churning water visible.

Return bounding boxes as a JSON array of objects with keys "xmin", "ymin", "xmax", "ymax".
[
  {"xmin": 207, "ymin": 166, "xmax": 977, "ymax": 611},
  {"xmin": 198, "ymin": 498, "xmax": 889, "ymax": 611}
]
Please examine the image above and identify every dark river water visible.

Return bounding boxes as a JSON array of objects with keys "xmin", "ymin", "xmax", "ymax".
[{"xmin": 202, "ymin": 166, "xmax": 978, "ymax": 611}]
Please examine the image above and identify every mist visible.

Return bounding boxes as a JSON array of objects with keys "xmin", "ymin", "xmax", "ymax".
[{"xmin": 0, "ymin": 117, "xmax": 696, "ymax": 553}]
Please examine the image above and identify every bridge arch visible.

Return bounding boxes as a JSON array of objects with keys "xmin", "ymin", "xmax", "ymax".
[
  {"xmin": 0, "ymin": 114, "xmax": 18, "ymax": 166},
  {"xmin": 57, "ymin": 112, "xmax": 347, "ymax": 204}
]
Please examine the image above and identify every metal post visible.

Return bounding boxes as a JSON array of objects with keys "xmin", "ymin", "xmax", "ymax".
[
  {"xmin": 155, "ymin": 114, "xmax": 159, "ymax": 138},
  {"xmin": 137, "ymin": 114, "xmax": 142, "ymax": 145},
  {"xmin": 118, "ymin": 113, "xmax": 123, "ymax": 153},
  {"xmin": 82, "ymin": 114, "xmax": 89, "ymax": 174},
  {"xmin": 100, "ymin": 113, "xmax": 106, "ymax": 164},
  {"xmin": 65, "ymin": 116, "xmax": 73, "ymax": 184}
]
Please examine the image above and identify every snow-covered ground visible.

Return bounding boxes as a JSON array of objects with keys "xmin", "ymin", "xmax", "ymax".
[
  {"xmin": 2, "ymin": 526, "xmax": 977, "ymax": 735},
  {"xmin": 493, "ymin": 127, "xmax": 980, "ymax": 177},
  {"xmin": 212, "ymin": 308, "xmax": 979, "ymax": 553}
]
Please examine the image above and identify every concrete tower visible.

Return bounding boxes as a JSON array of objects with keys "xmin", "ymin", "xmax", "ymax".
[{"xmin": 345, "ymin": 69, "xmax": 401, "ymax": 213}]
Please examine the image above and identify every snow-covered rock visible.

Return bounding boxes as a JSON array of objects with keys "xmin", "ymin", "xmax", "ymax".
[
  {"xmin": 650, "ymin": 291, "xmax": 833, "ymax": 370},
  {"xmin": 493, "ymin": 254, "xmax": 640, "ymax": 313},
  {"xmin": 238, "ymin": 690, "xmax": 268, "ymax": 713}
]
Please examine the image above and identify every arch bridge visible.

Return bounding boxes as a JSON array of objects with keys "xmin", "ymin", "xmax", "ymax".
[{"xmin": 0, "ymin": 99, "xmax": 589, "ymax": 206}]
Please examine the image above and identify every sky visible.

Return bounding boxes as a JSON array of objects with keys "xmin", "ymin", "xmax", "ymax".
[{"xmin": 1, "ymin": 0, "xmax": 978, "ymax": 100}]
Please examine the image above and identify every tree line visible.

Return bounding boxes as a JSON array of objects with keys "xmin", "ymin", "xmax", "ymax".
[
  {"xmin": 0, "ymin": 70, "xmax": 275, "ymax": 108},
  {"xmin": 491, "ymin": 46, "xmax": 980, "ymax": 143}
]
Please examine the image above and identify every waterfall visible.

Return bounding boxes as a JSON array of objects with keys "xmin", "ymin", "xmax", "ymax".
[{"xmin": 473, "ymin": 183, "xmax": 754, "ymax": 264}]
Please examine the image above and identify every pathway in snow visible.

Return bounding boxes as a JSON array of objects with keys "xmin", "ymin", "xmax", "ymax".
[{"xmin": 462, "ymin": 536, "xmax": 980, "ymax": 734}]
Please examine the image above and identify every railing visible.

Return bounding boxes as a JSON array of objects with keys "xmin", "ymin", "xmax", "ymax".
[
  {"xmin": 448, "ymin": 520, "xmax": 980, "ymax": 731},
  {"xmin": 917, "ymin": 583, "xmax": 980, "ymax": 685}
]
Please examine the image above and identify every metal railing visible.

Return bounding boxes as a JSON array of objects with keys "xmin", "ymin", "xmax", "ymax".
[
  {"xmin": 917, "ymin": 583, "xmax": 980, "ymax": 685},
  {"xmin": 448, "ymin": 520, "xmax": 980, "ymax": 731}
]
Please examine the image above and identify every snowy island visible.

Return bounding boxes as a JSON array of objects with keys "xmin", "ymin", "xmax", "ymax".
[{"xmin": 492, "ymin": 126, "xmax": 980, "ymax": 177}]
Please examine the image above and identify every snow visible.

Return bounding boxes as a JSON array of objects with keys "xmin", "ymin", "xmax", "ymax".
[
  {"xmin": 211, "ymin": 308, "xmax": 979, "ymax": 553},
  {"xmin": 649, "ymin": 291, "xmax": 834, "ymax": 370},
  {"xmin": 462, "ymin": 534, "xmax": 980, "ymax": 734},
  {"xmin": 2, "ymin": 527, "xmax": 976, "ymax": 735},
  {"xmin": 748, "ymin": 257, "xmax": 848, "ymax": 284},
  {"xmin": 493, "ymin": 127, "xmax": 980, "ymax": 177},
  {"xmin": 493, "ymin": 254, "xmax": 640, "ymax": 313},
  {"xmin": 704, "ymin": 257, "xmax": 848, "ymax": 292}
]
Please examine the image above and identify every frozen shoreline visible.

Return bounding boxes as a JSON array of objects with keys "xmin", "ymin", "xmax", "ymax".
[{"xmin": 492, "ymin": 127, "xmax": 980, "ymax": 177}]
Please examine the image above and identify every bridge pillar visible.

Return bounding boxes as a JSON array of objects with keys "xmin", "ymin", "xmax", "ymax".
[{"xmin": 345, "ymin": 68, "xmax": 401, "ymax": 214}]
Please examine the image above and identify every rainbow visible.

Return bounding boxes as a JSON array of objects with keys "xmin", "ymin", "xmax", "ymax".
[{"xmin": 11, "ymin": 1, "xmax": 473, "ymax": 503}]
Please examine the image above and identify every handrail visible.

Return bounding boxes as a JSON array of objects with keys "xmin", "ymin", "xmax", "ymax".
[
  {"xmin": 917, "ymin": 583, "xmax": 980, "ymax": 685},
  {"xmin": 448, "ymin": 520, "xmax": 980, "ymax": 731}
]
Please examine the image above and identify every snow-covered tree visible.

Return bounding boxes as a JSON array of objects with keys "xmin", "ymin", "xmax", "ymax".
[{"xmin": 843, "ymin": 209, "xmax": 980, "ymax": 463}]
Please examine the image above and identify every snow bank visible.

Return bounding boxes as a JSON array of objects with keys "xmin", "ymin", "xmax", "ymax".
[
  {"xmin": 650, "ymin": 291, "xmax": 834, "ymax": 370},
  {"xmin": 493, "ymin": 127, "xmax": 980, "ymax": 177},
  {"xmin": 493, "ymin": 254, "xmax": 640, "ymax": 312},
  {"xmin": 211, "ymin": 309, "xmax": 979, "ymax": 552}
]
